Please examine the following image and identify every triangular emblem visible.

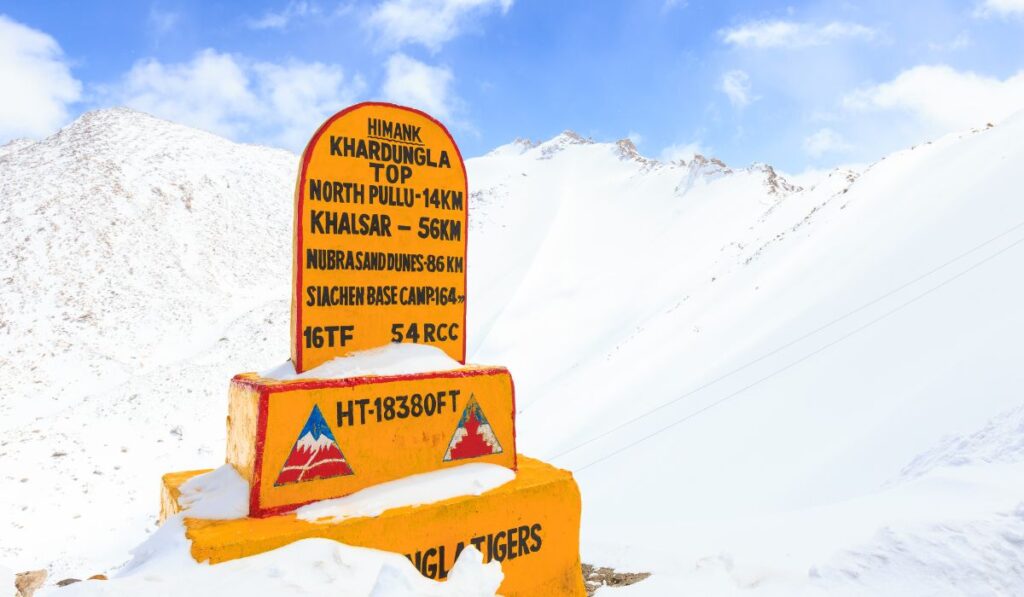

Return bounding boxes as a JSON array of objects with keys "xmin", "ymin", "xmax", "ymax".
[
  {"xmin": 275, "ymin": 405, "xmax": 354, "ymax": 486},
  {"xmin": 443, "ymin": 395, "xmax": 503, "ymax": 462}
]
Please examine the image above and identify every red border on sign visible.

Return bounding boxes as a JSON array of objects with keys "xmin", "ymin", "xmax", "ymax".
[
  {"xmin": 237, "ymin": 366, "xmax": 516, "ymax": 518},
  {"xmin": 291, "ymin": 102, "xmax": 470, "ymax": 373},
  {"xmin": 248, "ymin": 386, "xmax": 271, "ymax": 519}
]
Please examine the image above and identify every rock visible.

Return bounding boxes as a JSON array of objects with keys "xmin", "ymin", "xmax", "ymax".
[
  {"xmin": 87, "ymin": 575, "xmax": 107, "ymax": 581},
  {"xmin": 55, "ymin": 578, "xmax": 80, "ymax": 587},
  {"xmin": 14, "ymin": 570, "xmax": 46, "ymax": 597},
  {"xmin": 581, "ymin": 563, "xmax": 651, "ymax": 596}
]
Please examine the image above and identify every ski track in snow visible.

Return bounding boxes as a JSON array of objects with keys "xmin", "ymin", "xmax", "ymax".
[{"xmin": 2, "ymin": 108, "xmax": 1024, "ymax": 594}]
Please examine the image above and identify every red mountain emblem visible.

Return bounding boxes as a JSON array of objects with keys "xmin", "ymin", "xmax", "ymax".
[
  {"xmin": 443, "ymin": 395, "xmax": 503, "ymax": 462},
  {"xmin": 275, "ymin": 405, "xmax": 353, "ymax": 486}
]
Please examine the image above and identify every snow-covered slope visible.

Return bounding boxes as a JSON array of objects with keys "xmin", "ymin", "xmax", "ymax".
[
  {"xmin": 467, "ymin": 121, "xmax": 1024, "ymax": 594},
  {"xmin": 0, "ymin": 108, "xmax": 295, "ymax": 421},
  {"xmin": 0, "ymin": 109, "xmax": 297, "ymax": 577},
  {"xmin": 2, "ymin": 108, "xmax": 1023, "ymax": 594}
]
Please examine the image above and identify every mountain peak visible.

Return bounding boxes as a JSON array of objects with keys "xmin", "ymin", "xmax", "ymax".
[
  {"xmin": 615, "ymin": 138, "xmax": 639, "ymax": 157},
  {"xmin": 556, "ymin": 130, "xmax": 592, "ymax": 144},
  {"xmin": 61, "ymin": 107, "xmax": 175, "ymax": 135},
  {"xmin": 485, "ymin": 137, "xmax": 537, "ymax": 157},
  {"xmin": 749, "ymin": 163, "xmax": 802, "ymax": 196},
  {"xmin": 52, "ymin": 107, "xmax": 226, "ymax": 148}
]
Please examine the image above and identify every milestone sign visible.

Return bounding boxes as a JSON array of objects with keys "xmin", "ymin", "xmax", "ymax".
[{"xmin": 291, "ymin": 102, "xmax": 468, "ymax": 373}]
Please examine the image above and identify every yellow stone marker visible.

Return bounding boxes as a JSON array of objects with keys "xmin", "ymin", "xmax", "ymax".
[
  {"xmin": 227, "ymin": 367, "xmax": 516, "ymax": 517},
  {"xmin": 161, "ymin": 457, "xmax": 585, "ymax": 597},
  {"xmin": 292, "ymin": 102, "xmax": 468, "ymax": 372},
  {"xmin": 152, "ymin": 101, "xmax": 583, "ymax": 596}
]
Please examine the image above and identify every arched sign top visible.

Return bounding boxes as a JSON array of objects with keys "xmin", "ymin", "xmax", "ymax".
[{"xmin": 291, "ymin": 102, "xmax": 468, "ymax": 373}]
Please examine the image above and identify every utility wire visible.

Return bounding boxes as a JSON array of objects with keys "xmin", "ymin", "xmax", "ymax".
[
  {"xmin": 546, "ymin": 219, "xmax": 1024, "ymax": 462},
  {"xmin": 559, "ymin": 231, "xmax": 1024, "ymax": 473}
]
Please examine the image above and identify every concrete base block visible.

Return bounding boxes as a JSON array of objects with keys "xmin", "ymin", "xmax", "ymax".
[{"xmin": 160, "ymin": 456, "xmax": 585, "ymax": 596}]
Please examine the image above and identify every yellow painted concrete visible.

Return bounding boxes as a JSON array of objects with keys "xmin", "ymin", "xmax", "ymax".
[
  {"xmin": 292, "ymin": 102, "xmax": 468, "ymax": 371},
  {"xmin": 160, "ymin": 469, "xmax": 211, "ymax": 525},
  {"xmin": 162, "ymin": 456, "xmax": 585, "ymax": 596},
  {"xmin": 228, "ymin": 368, "xmax": 516, "ymax": 516},
  {"xmin": 225, "ymin": 381, "xmax": 260, "ymax": 488}
]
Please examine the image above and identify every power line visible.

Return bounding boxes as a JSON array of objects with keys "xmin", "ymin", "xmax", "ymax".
[
  {"xmin": 563, "ymin": 232, "xmax": 1024, "ymax": 473},
  {"xmin": 546, "ymin": 219, "xmax": 1024, "ymax": 462}
]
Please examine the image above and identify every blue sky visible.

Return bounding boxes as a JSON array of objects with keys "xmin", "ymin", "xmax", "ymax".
[{"xmin": 2, "ymin": 0, "xmax": 1023, "ymax": 170}]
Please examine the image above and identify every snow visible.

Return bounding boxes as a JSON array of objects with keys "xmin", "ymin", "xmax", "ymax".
[
  {"xmin": 467, "ymin": 113, "xmax": 1024, "ymax": 594},
  {"xmin": 260, "ymin": 343, "xmax": 464, "ymax": 380},
  {"xmin": 29, "ymin": 462, "xmax": 513, "ymax": 595},
  {"xmin": 170, "ymin": 459, "xmax": 513, "ymax": 528},
  {"xmin": 896, "ymin": 401, "xmax": 1024, "ymax": 481},
  {"xmin": 176, "ymin": 465, "xmax": 249, "ymax": 520},
  {"xmin": 297, "ymin": 464, "xmax": 516, "ymax": 523},
  {"xmin": 34, "ymin": 463, "xmax": 508, "ymax": 595},
  {"xmin": 43, "ymin": 517, "xmax": 502, "ymax": 597},
  {"xmin": 1, "ymin": 564, "xmax": 14, "ymax": 595},
  {"xmin": 0, "ymin": 108, "xmax": 296, "ymax": 578},
  {"xmin": 3, "ymin": 107, "xmax": 1024, "ymax": 594},
  {"xmin": 586, "ymin": 406, "xmax": 1024, "ymax": 595},
  {"xmin": 295, "ymin": 431, "xmax": 338, "ymax": 452}
]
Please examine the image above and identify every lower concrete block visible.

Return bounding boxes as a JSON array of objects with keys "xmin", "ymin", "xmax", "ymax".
[{"xmin": 160, "ymin": 456, "xmax": 585, "ymax": 596}]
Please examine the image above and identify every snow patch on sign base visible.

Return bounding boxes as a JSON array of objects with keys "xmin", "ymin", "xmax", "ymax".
[
  {"xmin": 43, "ymin": 516, "xmax": 502, "ymax": 597},
  {"xmin": 275, "ymin": 405, "xmax": 353, "ymax": 486},
  {"xmin": 261, "ymin": 343, "xmax": 464, "ymax": 380},
  {"xmin": 297, "ymin": 463, "xmax": 515, "ymax": 523},
  {"xmin": 177, "ymin": 465, "xmax": 249, "ymax": 520},
  {"xmin": 443, "ymin": 396, "xmax": 503, "ymax": 462}
]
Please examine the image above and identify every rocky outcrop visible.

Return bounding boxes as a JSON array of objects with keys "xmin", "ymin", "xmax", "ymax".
[{"xmin": 15, "ymin": 570, "xmax": 46, "ymax": 597}]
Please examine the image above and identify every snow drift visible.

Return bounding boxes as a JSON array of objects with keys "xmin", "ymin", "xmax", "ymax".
[{"xmin": 42, "ymin": 463, "xmax": 504, "ymax": 596}]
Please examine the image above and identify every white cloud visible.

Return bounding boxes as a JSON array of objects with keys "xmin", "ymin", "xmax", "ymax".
[
  {"xmin": 247, "ymin": 1, "xmax": 319, "ymax": 30},
  {"xmin": 107, "ymin": 49, "xmax": 364, "ymax": 150},
  {"xmin": 660, "ymin": 141, "xmax": 708, "ymax": 162},
  {"xmin": 843, "ymin": 64, "xmax": 1024, "ymax": 131},
  {"xmin": 381, "ymin": 53, "xmax": 455, "ymax": 120},
  {"xmin": 253, "ymin": 60, "xmax": 366, "ymax": 149},
  {"xmin": 974, "ymin": 0, "xmax": 1024, "ymax": 17},
  {"xmin": 110, "ymin": 50, "xmax": 259, "ymax": 138},
  {"xmin": 627, "ymin": 131, "xmax": 644, "ymax": 145},
  {"xmin": 721, "ymin": 20, "xmax": 877, "ymax": 49},
  {"xmin": 803, "ymin": 128, "xmax": 851, "ymax": 157},
  {"xmin": 368, "ymin": 0, "xmax": 513, "ymax": 51},
  {"xmin": 0, "ymin": 15, "xmax": 81, "ymax": 142},
  {"xmin": 720, "ymin": 70, "xmax": 754, "ymax": 108}
]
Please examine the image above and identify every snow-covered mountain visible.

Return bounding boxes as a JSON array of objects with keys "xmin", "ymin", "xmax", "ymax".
[
  {"xmin": 469, "ymin": 119, "xmax": 1024, "ymax": 594},
  {"xmin": 0, "ymin": 109, "xmax": 297, "ymax": 578},
  {"xmin": 0, "ymin": 108, "xmax": 295, "ymax": 423},
  {"xmin": 2, "ymin": 107, "xmax": 1023, "ymax": 594}
]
